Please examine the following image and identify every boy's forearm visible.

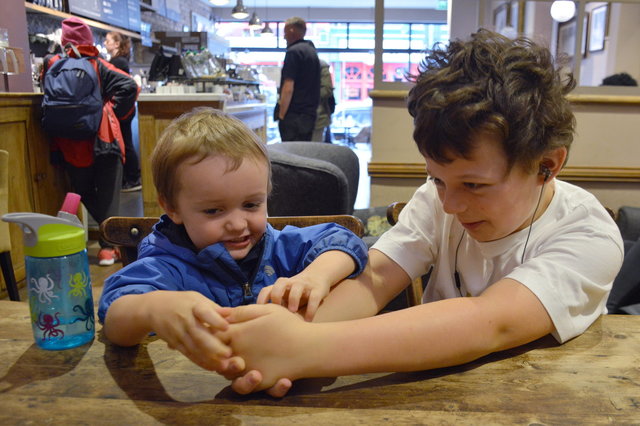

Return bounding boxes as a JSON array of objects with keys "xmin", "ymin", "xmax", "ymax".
[
  {"xmin": 303, "ymin": 303, "xmax": 471, "ymax": 378},
  {"xmin": 304, "ymin": 250, "xmax": 357, "ymax": 288},
  {"xmin": 313, "ymin": 250, "xmax": 410, "ymax": 323},
  {"xmin": 303, "ymin": 281, "xmax": 554, "ymax": 378},
  {"xmin": 103, "ymin": 293, "xmax": 155, "ymax": 346}
]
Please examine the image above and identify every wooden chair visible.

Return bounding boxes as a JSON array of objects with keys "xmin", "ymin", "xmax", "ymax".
[
  {"xmin": 386, "ymin": 202, "xmax": 425, "ymax": 307},
  {"xmin": 100, "ymin": 215, "xmax": 365, "ymax": 267}
]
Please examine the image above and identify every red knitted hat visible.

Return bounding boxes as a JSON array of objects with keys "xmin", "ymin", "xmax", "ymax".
[{"xmin": 61, "ymin": 17, "xmax": 93, "ymax": 46}]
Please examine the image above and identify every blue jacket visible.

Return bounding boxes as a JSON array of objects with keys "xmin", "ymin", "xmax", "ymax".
[{"xmin": 98, "ymin": 216, "xmax": 368, "ymax": 323}]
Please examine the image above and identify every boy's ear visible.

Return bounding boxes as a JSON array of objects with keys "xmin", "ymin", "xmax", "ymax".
[
  {"xmin": 158, "ymin": 195, "xmax": 183, "ymax": 224},
  {"xmin": 539, "ymin": 147, "xmax": 567, "ymax": 182}
]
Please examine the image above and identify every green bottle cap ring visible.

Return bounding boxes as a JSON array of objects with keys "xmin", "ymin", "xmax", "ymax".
[{"xmin": 24, "ymin": 223, "xmax": 86, "ymax": 258}]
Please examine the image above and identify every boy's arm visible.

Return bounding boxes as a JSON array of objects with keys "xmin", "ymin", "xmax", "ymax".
[
  {"xmin": 258, "ymin": 250, "xmax": 357, "ymax": 320},
  {"xmin": 104, "ymin": 290, "xmax": 233, "ymax": 371},
  {"xmin": 221, "ymin": 275, "xmax": 554, "ymax": 395},
  {"xmin": 312, "ymin": 249, "xmax": 412, "ymax": 322}
]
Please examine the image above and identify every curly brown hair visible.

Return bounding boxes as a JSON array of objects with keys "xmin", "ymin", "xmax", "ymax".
[{"xmin": 407, "ymin": 29, "xmax": 576, "ymax": 174}]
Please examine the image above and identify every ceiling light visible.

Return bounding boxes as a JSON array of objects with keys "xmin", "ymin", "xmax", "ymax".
[
  {"xmin": 248, "ymin": 11, "xmax": 262, "ymax": 29},
  {"xmin": 209, "ymin": 0, "xmax": 229, "ymax": 5},
  {"xmin": 231, "ymin": 0, "xmax": 249, "ymax": 20},
  {"xmin": 261, "ymin": 22, "xmax": 274, "ymax": 36},
  {"xmin": 550, "ymin": 1, "xmax": 576, "ymax": 23}
]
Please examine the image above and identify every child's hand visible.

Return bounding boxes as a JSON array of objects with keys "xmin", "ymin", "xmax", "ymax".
[
  {"xmin": 145, "ymin": 291, "xmax": 234, "ymax": 371},
  {"xmin": 217, "ymin": 304, "xmax": 309, "ymax": 395},
  {"xmin": 257, "ymin": 273, "xmax": 331, "ymax": 321}
]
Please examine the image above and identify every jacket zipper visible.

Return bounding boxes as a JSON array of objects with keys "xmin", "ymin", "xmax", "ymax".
[{"xmin": 243, "ymin": 282, "xmax": 252, "ymax": 298}]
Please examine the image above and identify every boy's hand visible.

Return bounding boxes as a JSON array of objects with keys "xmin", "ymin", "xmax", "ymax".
[
  {"xmin": 217, "ymin": 304, "xmax": 308, "ymax": 395},
  {"xmin": 257, "ymin": 274, "xmax": 331, "ymax": 321},
  {"xmin": 146, "ymin": 291, "xmax": 234, "ymax": 371}
]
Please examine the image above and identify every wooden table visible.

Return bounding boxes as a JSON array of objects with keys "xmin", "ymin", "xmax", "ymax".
[{"xmin": 0, "ymin": 300, "xmax": 638, "ymax": 424}]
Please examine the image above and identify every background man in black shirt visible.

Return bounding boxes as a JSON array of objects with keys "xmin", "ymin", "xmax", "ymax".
[{"xmin": 276, "ymin": 17, "xmax": 320, "ymax": 141}]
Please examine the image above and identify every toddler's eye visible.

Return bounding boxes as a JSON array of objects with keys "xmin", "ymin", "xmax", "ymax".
[
  {"xmin": 203, "ymin": 209, "xmax": 220, "ymax": 215},
  {"xmin": 244, "ymin": 202, "xmax": 262, "ymax": 210},
  {"xmin": 463, "ymin": 183, "xmax": 485, "ymax": 190}
]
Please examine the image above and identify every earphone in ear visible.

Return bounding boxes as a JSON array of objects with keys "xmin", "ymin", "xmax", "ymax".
[{"xmin": 540, "ymin": 165, "xmax": 551, "ymax": 182}]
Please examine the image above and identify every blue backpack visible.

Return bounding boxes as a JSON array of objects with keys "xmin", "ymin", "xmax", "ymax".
[{"xmin": 41, "ymin": 44, "xmax": 102, "ymax": 140}]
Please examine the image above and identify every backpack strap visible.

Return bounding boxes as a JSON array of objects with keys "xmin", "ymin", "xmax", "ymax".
[
  {"xmin": 63, "ymin": 43, "xmax": 82, "ymax": 59},
  {"xmin": 62, "ymin": 43, "xmax": 103, "ymax": 94}
]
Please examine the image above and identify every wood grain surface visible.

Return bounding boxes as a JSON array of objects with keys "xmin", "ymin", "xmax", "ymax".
[{"xmin": 0, "ymin": 300, "xmax": 638, "ymax": 424}]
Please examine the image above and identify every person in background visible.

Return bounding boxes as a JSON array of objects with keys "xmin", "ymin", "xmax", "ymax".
[
  {"xmin": 276, "ymin": 17, "xmax": 320, "ymax": 142},
  {"xmin": 601, "ymin": 72, "xmax": 638, "ymax": 87},
  {"xmin": 312, "ymin": 60, "xmax": 335, "ymax": 143},
  {"xmin": 99, "ymin": 108, "xmax": 368, "ymax": 371},
  {"xmin": 214, "ymin": 29, "xmax": 625, "ymax": 397},
  {"xmin": 105, "ymin": 31, "xmax": 142, "ymax": 192},
  {"xmin": 42, "ymin": 17, "xmax": 139, "ymax": 266}
]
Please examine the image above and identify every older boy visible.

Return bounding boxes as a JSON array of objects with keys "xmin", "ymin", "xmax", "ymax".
[{"xmin": 217, "ymin": 30, "xmax": 625, "ymax": 396}]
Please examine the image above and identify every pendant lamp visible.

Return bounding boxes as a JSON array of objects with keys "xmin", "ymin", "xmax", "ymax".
[
  {"xmin": 261, "ymin": 22, "xmax": 274, "ymax": 36},
  {"xmin": 248, "ymin": 11, "xmax": 262, "ymax": 29},
  {"xmin": 231, "ymin": 0, "xmax": 249, "ymax": 19}
]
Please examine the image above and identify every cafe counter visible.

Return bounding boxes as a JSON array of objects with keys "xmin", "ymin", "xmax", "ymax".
[
  {"xmin": 0, "ymin": 93, "xmax": 69, "ymax": 297},
  {"xmin": 137, "ymin": 93, "xmax": 268, "ymax": 217}
]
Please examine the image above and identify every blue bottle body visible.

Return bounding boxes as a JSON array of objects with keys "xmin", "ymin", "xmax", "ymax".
[{"xmin": 26, "ymin": 249, "xmax": 94, "ymax": 350}]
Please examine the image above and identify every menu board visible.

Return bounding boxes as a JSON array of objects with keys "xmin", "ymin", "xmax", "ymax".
[
  {"xmin": 127, "ymin": 0, "xmax": 142, "ymax": 32},
  {"xmin": 68, "ymin": 0, "xmax": 102, "ymax": 21},
  {"xmin": 67, "ymin": 0, "xmax": 141, "ymax": 32},
  {"xmin": 101, "ymin": 0, "xmax": 129, "ymax": 29}
]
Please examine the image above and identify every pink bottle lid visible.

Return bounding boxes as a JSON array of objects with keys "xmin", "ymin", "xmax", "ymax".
[{"xmin": 59, "ymin": 192, "xmax": 81, "ymax": 215}]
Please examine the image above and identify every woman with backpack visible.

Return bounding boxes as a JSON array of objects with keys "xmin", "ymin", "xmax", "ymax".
[
  {"xmin": 41, "ymin": 17, "xmax": 139, "ymax": 266},
  {"xmin": 105, "ymin": 31, "xmax": 142, "ymax": 193}
]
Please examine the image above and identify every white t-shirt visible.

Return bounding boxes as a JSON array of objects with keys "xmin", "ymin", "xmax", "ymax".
[{"xmin": 372, "ymin": 179, "xmax": 624, "ymax": 343}]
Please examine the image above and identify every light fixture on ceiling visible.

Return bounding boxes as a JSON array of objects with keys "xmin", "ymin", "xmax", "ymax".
[
  {"xmin": 261, "ymin": 22, "xmax": 274, "ymax": 36},
  {"xmin": 209, "ymin": 0, "xmax": 229, "ymax": 6},
  {"xmin": 231, "ymin": 0, "xmax": 249, "ymax": 20},
  {"xmin": 248, "ymin": 11, "xmax": 262, "ymax": 29},
  {"xmin": 550, "ymin": 1, "xmax": 576, "ymax": 23},
  {"xmin": 260, "ymin": 0, "xmax": 273, "ymax": 36}
]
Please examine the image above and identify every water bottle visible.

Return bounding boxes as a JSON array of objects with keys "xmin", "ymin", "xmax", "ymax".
[{"xmin": 2, "ymin": 193, "xmax": 94, "ymax": 350}]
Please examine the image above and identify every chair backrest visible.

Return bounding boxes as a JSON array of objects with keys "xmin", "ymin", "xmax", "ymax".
[
  {"xmin": 386, "ymin": 202, "xmax": 407, "ymax": 227},
  {"xmin": 616, "ymin": 206, "xmax": 640, "ymax": 243},
  {"xmin": 384, "ymin": 201, "xmax": 423, "ymax": 307},
  {"xmin": 101, "ymin": 215, "xmax": 365, "ymax": 267},
  {"xmin": 267, "ymin": 142, "xmax": 359, "ymax": 216}
]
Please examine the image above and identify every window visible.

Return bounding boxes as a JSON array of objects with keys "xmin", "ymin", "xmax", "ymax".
[{"xmin": 220, "ymin": 20, "xmax": 447, "ymax": 142}]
